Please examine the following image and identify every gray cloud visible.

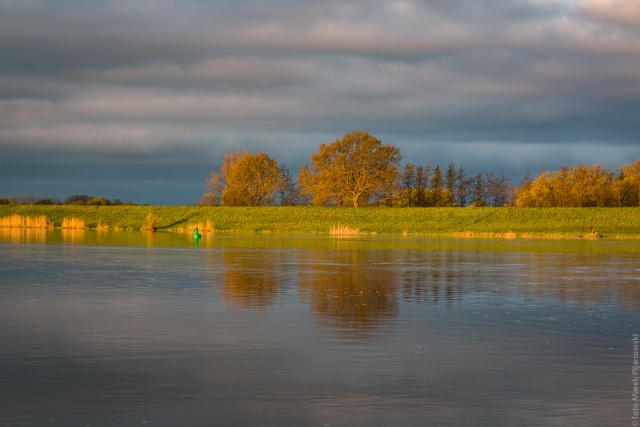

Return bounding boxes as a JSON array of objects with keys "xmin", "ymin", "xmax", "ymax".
[{"xmin": 1, "ymin": 0, "xmax": 639, "ymax": 203}]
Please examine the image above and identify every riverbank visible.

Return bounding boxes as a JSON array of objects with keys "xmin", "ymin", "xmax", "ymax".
[{"xmin": 1, "ymin": 205, "xmax": 639, "ymax": 238}]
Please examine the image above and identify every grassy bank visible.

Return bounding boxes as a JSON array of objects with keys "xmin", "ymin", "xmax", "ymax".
[{"xmin": 1, "ymin": 205, "xmax": 639, "ymax": 238}]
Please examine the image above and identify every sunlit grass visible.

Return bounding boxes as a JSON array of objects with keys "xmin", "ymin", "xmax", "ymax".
[
  {"xmin": 0, "ymin": 205, "xmax": 639, "ymax": 238},
  {"xmin": 177, "ymin": 220, "xmax": 215, "ymax": 233}
]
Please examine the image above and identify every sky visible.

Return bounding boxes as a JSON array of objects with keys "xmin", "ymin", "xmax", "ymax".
[{"xmin": 1, "ymin": 0, "xmax": 639, "ymax": 205}]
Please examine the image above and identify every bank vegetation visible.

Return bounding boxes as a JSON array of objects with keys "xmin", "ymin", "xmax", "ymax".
[{"xmin": 1, "ymin": 205, "xmax": 639, "ymax": 238}]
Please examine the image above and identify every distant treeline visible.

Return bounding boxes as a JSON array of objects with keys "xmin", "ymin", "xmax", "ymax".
[
  {"xmin": 199, "ymin": 131, "xmax": 640, "ymax": 208},
  {"xmin": 394, "ymin": 160, "xmax": 640, "ymax": 208},
  {"xmin": 515, "ymin": 162, "xmax": 640, "ymax": 207},
  {"xmin": 0, "ymin": 195, "xmax": 138, "ymax": 206}
]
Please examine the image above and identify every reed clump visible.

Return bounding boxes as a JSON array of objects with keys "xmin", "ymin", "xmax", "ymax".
[
  {"xmin": 329, "ymin": 225, "xmax": 363, "ymax": 236},
  {"xmin": 0, "ymin": 214, "xmax": 51, "ymax": 228},
  {"xmin": 61, "ymin": 217, "xmax": 86, "ymax": 229},
  {"xmin": 26, "ymin": 216, "xmax": 50, "ymax": 228},
  {"xmin": 0, "ymin": 214, "xmax": 21, "ymax": 228}
]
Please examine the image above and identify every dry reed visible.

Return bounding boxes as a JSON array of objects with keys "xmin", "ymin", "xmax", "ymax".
[
  {"xmin": 0, "ymin": 214, "xmax": 51, "ymax": 228},
  {"xmin": 61, "ymin": 217, "xmax": 86, "ymax": 229},
  {"xmin": 329, "ymin": 225, "xmax": 362, "ymax": 236}
]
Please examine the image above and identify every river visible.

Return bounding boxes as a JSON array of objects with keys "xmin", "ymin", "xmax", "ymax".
[{"xmin": 1, "ymin": 230, "xmax": 638, "ymax": 426}]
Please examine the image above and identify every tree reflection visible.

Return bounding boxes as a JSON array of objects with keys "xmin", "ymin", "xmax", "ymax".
[
  {"xmin": 220, "ymin": 248, "xmax": 282, "ymax": 309},
  {"xmin": 298, "ymin": 247, "xmax": 398, "ymax": 337},
  {"xmin": 209, "ymin": 238, "xmax": 640, "ymax": 337},
  {"xmin": 510, "ymin": 252, "xmax": 640, "ymax": 309},
  {"xmin": 399, "ymin": 250, "xmax": 468, "ymax": 310}
]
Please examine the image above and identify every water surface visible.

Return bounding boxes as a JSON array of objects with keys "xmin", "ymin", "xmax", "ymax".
[{"xmin": 1, "ymin": 230, "xmax": 638, "ymax": 426}]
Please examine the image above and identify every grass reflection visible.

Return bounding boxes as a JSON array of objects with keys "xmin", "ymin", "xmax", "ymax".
[{"xmin": 3, "ymin": 229, "xmax": 640, "ymax": 255}]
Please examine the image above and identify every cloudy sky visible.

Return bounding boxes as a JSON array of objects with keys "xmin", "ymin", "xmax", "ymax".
[{"xmin": 1, "ymin": 0, "xmax": 639, "ymax": 204}]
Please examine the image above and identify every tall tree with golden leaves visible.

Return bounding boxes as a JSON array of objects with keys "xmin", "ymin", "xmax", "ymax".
[
  {"xmin": 619, "ymin": 160, "xmax": 640, "ymax": 207},
  {"xmin": 299, "ymin": 131, "xmax": 403, "ymax": 207},
  {"xmin": 200, "ymin": 151, "xmax": 282, "ymax": 206}
]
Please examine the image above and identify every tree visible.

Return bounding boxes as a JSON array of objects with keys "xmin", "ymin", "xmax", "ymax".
[
  {"xmin": 87, "ymin": 197, "xmax": 110, "ymax": 206},
  {"xmin": 554, "ymin": 166, "xmax": 571, "ymax": 208},
  {"xmin": 199, "ymin": 172, "xmax": 224, "ymax": 206},
  {"xmin": 515, "ymin": 164, "xmax": 621, "ymax": 207},
  {"xmin": 443, "ymin": 162, "xmax": 456, "ymax": 207},
  {"xmin": 429, "ymin": 165, "xmax": 444, "ymax": 206},
  {"xmin": 570, "ymin": 163, "xmax": 590, "ymax": 207},
  {"xmin": 63, "ymin": 195, "xmax": 93, "ymax": 205},
  {"xmin": 277, "ymin": 164, "xmax": 301, "ymax": 206},
  {"xmin": 619, "ymin": 160, "xmax": 640, "ymax": 207},
  {"xmin": 520, "ymin": 170, "xmax": 554, "ymax": 207},
  {"xmin": 415, "ymin": 164, "xmax": 431, "ymax": 207},
  {"xmin": 470, "ymin": 173, "xmax": 486, "ymax": 206},
  {"xmin": 200, "ymin": 151, "xmax": 282, "ymax": 206},
  {"xmin": 454, "ymin": 165, "xmax": 469, "ymax": 207},
  {"xmin": 485, "ymin": 171, "xmax": 512, "ymax": 206},
  {"xmin": 399, "ymin": 163, "xmax": 417, "ymax": 207},
  {"xmin": 299, "ymin": 131, "xmax": 403, "ymax": 207},
  {"xmin": 586, "ymin": 164, "xmax": 614, "ymax": 207}
]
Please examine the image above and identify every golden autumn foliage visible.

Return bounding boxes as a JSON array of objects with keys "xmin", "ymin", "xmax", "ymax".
[
  {"xmin": 516, "ymin": 161, "xmax": 640, "ymax": 207},
  {"xmin": 191, "ymin": 130, "xmax": 636, "ymax": 208},
  {"xmin": 201, "ymin": 151, "xmax": 282, "ymax": 206},
  {"xmin": 619, "ymin": 160, "xmax": 640, "ymax": 207},
  {"xmin": 298, "ymin": 131, "xmax": 403, "ymax": 207}
]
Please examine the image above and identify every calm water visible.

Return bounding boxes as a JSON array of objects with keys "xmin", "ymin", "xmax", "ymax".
[{"xmin": 1, "ymin": 230, "xmax": 638, "ymax": 427}]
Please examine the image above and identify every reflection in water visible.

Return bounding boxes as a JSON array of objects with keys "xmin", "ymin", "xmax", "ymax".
[
  {"xmin": 0, "ymin": 228, "xmax": 48, "ymax": 244},
  {"xmin": 399, "ymin": 250, "xmax": 469, "ymax": 309},
  {"xmin": 195, "ymin": 234, "xmax": 639, "ymax": 332},
  {"xmin": 1, "ymin": 233, "xmax": 638, "ymax": 426},
  {"xmin": 298, "ymin": 247, "xmax": 399, "ymax": 337},
  {"xmin": 62, "ymin": 229, "xmax": 85, "ymax": 244},
  {"xmin": 220, "ymin": 248, "xmax": 283, "ymax": 308},
  {"xmin": 509, "ymin": 251, "xmax": 640, "ymax": 310},
  {"xmin": 0, "ymin": 228, "xmax": 199, "ymax": 247}
]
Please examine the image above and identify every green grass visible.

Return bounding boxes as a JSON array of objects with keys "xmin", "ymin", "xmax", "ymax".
[{"xmin": 1, "ymin": 205, "xmax": 639, "ymax": 238}]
